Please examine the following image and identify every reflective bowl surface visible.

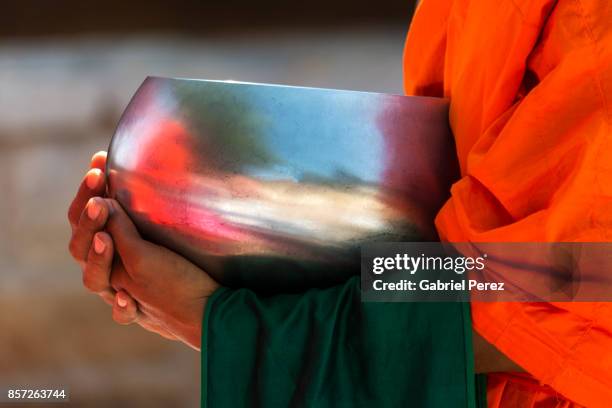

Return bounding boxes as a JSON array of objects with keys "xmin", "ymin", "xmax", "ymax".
[{"xmin": 107, "ymin": 77, "xmax": 457, "ymax": 291}]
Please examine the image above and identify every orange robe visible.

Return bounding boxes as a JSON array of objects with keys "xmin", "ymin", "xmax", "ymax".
[{"xmin": 403, "ymin": 0, "xmax": 612, "ymax": 407}]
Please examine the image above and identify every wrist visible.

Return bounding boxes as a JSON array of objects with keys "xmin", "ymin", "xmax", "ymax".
[{"xmin": 178, "ymin": 287, "xmax": 223, "ymax": 351}]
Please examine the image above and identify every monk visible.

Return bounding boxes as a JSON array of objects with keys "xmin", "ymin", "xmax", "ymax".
[
  {"xmin": 404, "ymin": 0, "xmax": 612, "ymax": 406},
  {"xmin": 67, "ymin": 0, "xmax": 612, "ymax": 406}
]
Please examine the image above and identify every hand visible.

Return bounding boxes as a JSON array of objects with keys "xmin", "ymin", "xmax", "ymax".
[
  {"xmin": 68, "ymin": 151, "xmax": 220, "ymax": 349},
  {"xmin": 101, "ymin": 197, "xmax": 220, "ymax": 350},
  {"xmin": 68, "ymin": 151, "xmax": 116, "ymax": 305},
  {"xmin": 68, "ymin": 151, "xmax": 172, "ymax": 339}
]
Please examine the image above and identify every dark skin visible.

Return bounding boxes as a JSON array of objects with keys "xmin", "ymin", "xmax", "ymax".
[
  {"xmin": 68, "ymin": 151, "xmax": 524, "ymax": 370},
  {"xmin": 68, "ymin": 151, "xmax": 219, "ymax": 349}
]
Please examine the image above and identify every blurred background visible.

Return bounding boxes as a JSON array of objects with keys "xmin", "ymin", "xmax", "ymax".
[{"xmin": 0, "ymin": 1, "xmax": 416, "ymax": 406}]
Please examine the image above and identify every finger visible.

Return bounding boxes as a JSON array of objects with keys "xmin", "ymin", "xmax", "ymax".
[
  {"xmin": 68, "ymin": 168, "xmax": 106, "ymax": 228},
  {"xmin": 110, "ymin": 284, "xmax": 177, "ymax": 341},
  {"xmin": 109, "ymin": 256, "xmax": 133, "ymax": 292},
  {"xmin": 111, "ymin": 291, "xmax": 178, "ymax": 341},
  {"xmin": 90, "ymin": 151, "xmax": 107, "ymax": 171},
  {"xmin": 104, "ymin": 199, "xmax": 146, "ymax": 268},
  {"xmin": 82, "ymin": 231, "xmax": 114, "ymax": 293},
  {"xmin": 67, "ymin": 151, "xmax": 107, "ymax": 228},
  {"xmin": 99, "ymin": 288, "xmax": 117, "ymax": 307},
  {"xmin": 69, "ymin": 197, "xmax": 110, "ymax": 264},
  {"xmin": 112, "ymin": 290, "xmax": 139, "ymax": 325}
]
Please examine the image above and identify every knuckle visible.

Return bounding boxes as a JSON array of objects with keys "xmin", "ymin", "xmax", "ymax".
[
  {"xmin": 67, "ymin": 206, "xmax": 75, "ymax": 224},
  {"xmin": 68, "ymin": 238, "xmax": 81, "ymax": 260},
  {"xmin": 82, "ymin": 272, "xmax": 98, "ymax": 292},
  {"xmin": 86, "ymin": 249, "xmax": 101, "ymax": 265},
  {"xmin": 83, "ymin": 264, "xmax": 110, "ymax": 293}
]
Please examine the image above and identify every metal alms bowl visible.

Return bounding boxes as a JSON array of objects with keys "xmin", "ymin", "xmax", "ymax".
[{"xmin": 107, "ymin": 77, "xmax": 457, "ymax": 292}]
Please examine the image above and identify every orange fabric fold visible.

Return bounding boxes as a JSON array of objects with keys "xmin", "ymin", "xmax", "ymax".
[{"xmin": 404, "ymin": 0, "xmax": 612, "ymax": 406}]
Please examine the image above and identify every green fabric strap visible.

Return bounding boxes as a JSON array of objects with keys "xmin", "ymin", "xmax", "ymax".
[{"xmin": 202, "ymin": 276, "xmax": 477, "ymax": 407}]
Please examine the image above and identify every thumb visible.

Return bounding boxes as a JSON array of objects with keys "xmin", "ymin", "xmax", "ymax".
[{"xmin": 103, "ymin": 198, "xmax": 145, "ymax": 267}]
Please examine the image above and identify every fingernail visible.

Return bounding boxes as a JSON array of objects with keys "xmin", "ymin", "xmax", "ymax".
[
  {"xmin": 86, "ymin": 169, "xmax": 101, "ymax": 190},
  {"xmin": 88, "ymin": 199, "xmax": 102, "ymax": 220},
  {"xmin": 91, "ymin": 151, "xmax": 105, "ymax": 165},
  {"xmin": 117, "ymin": 295, "xmax": 127, "ymax": 308},
  {"xmin": 93, "ymin": 234, "xmax": 106, "ymax": 254}
]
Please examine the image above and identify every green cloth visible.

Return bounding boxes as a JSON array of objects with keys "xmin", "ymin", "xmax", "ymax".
[{"xmin": 202, "ymin": 276, "xmax": 479, "ymax": 407}]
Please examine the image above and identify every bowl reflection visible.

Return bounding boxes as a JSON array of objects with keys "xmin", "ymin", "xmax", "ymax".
[{"xmin": 107, "ymin": 77, "xmax": 457, "ymax": 292}]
